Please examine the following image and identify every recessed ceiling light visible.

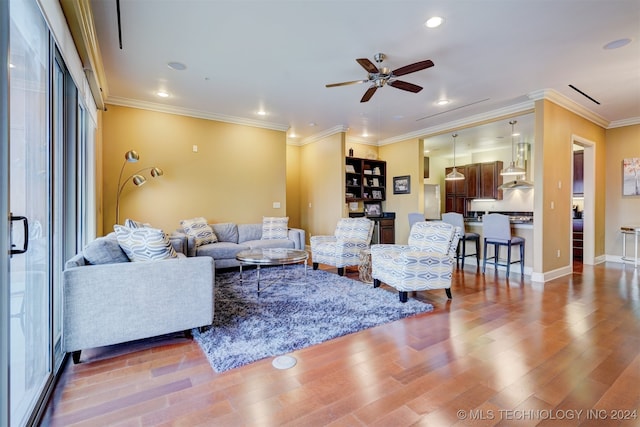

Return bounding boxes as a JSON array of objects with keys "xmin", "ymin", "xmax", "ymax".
[
  {"xmin": 309, "ymin": 122, "xmax": 316, "ymax": 127},
  {"xmin": 603, "ymin": 38, "xmax": 632, "ymax": 50},
  {"xmin": 362, "ymin": 131, "xmax": 369, "ymax": 137},
  {"xmin": 425, "ymin": 16, "xmax": 444, "ymax": 28},
  {"xmin": 257, "ymin": 110, "xmax": 266, "ymax": 116},
  {"xmin": 167, "ymin": 61, "xmax": 187, "ymax": 71},
  {"xmin": 436, "ymin": 99, "xmax": 450, "ymax": 106},
  {"xmin": 156, "ymin": 91, "xmax": 169, "ymax": 98}
]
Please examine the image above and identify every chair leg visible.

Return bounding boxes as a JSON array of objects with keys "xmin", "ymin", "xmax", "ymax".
[
  {"xmin": 506, "ymin": 243, "xmax": 512, "ymax": 277},
  {"xmin": 475, "ymin": 238, "xmax": 480, "ymax": 268},
  {"xmin": 337, "ymin": 267, "xmax": 344, "ymax": 276},
  {"xmin": 520, "ymin": 243, "xmax": 525, "ymax": 276},
  {"xmin": 312, "ymin": 262, "xmax": 319, "ymax": 270},
  {"xmin": 461, "ymin": 237, "xmax": 466, "ymax": 270},
  {"xmin": 72, "ymin": 350, "xmax": 81, "ymax": 364},
  {"xmin": 445, "ymin": 288, "xmax": 452, "ymax": 299},
  {"xmin": 399, "ymin": 291, "xmax": 408, "ymax": 303},
  {"xmin": 482, "ymin": 239, "xmax": 488, "ymax": 273},
  {"xmin": 373, "ymin": 278, "xmax": 380, "ymax": 288}
]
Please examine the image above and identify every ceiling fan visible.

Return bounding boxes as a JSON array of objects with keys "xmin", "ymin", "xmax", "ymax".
[{"xmin": 326, "ymin": 53, "xmax": 434, "ymax": 103}]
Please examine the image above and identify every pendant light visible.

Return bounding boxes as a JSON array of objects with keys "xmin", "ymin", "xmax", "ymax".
[
  {"xmin": 445, "ymin": 133, "xmax": 465, "ymax": 181},
  {"xmin": 501, "ymin": 120, "xmax": 527, "ymax": 176}
]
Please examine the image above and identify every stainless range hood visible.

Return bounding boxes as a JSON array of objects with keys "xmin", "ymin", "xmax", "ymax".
[
  {"xmin": 499, "ymin": 178, "xmax": 533, "ymax": 190},
  {"xmin": 499, "ymin": 141, "xmax": 533, "ymax": 190}
]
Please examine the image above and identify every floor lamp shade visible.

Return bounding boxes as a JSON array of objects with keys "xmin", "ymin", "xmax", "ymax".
[{"xmin": 115, "ymin": 150, "xmax": 163, "ymax": 224}]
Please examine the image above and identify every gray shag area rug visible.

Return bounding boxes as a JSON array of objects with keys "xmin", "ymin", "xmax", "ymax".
[{"xmin": 193, "ymin": 265, "xmax": 434, "ymax": 372}]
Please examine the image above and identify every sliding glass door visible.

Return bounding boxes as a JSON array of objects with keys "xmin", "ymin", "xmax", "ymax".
[{"xmin": 8, "ymin": 1, "xmax": 53, "ymax": 425}]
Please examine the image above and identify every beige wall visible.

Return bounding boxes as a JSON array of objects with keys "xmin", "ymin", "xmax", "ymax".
[
  {"xmin": 101, "ymin": 105, "xmax": 287, "ymax": 233},
  {"xmin": 286, "ymin": 144, "xmax": 301, "ymax": 228},
  {"xmin": 300, "ymin": 132, "xmax": 345, "ymax": 241},
  {"xmin": 534, "ymin": 99, "xmax": 606, "ymax": 273},
  {"xmin": 604, "ymin": 124, "xmax": 640, "ymax": 257},
  {"xmin": 379, "ymin": 138, "xmax": 423, "ymax": 244}
]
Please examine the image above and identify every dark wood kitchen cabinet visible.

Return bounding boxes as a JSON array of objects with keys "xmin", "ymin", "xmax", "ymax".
[
  {"xmin": 573, "ymin": 150, "xmax": 584, "ymax": 196},
  {"xmin": 445, "ymin": 166, "xmax": 467, "ymax": 215},
  {"xmin": 573, "ymin": 219, "xmax": 583, "ymax": 260},
  {"xmin": 480, "ymin": 161, "xmax": 503, "ymax": 200}
]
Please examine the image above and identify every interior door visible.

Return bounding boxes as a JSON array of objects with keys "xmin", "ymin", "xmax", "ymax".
[{"xmin": 8, "ymin": 1, "xmax": 53, "ymax": 425}]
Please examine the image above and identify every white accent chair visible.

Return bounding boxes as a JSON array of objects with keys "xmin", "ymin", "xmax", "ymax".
[
  {"xmin": 311, "ymin": 218, "xmax": 374, "ymax": 276},
  {"xmin": 371, "ymin": 221, "xmax": 462, "ymax": 302}
]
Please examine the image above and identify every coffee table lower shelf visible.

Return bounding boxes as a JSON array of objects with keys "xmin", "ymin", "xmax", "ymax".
[{"xmin": 236, "ymin": 248, "xmax": 309, "ymax": 292}]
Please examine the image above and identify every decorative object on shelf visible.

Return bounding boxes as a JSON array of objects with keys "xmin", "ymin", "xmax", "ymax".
[
  {"xmin": 445, "ymin": 133, "xmax": 464, "ymax": 181},
  {"xmin": 501, "ymin": 120, "xmax": 527, "ymax": 176},
  {"xmin": 346, "ymin": 164, "xmax": 356, "ymax": 173},
  {"xmin": 372, "ymin": 190, "xmax": 382, "ymax": 199},
  {"xmin": 364, "ymin": 201, "xmax": 382, "ymax": 217},
  {"xmin": 348, "ymin": 148, "xmax": 354, "ymax": 157},
  {"xmin": 622, "ymin": 157, "xmax": 640, "ymax": 196},
  {"xmin": 116, "ymin": 149, "xmax": 163, "ymax": 224},
  {"xmin": 393, "ymin": 175, "xmax": 411, "ymax": 194}
]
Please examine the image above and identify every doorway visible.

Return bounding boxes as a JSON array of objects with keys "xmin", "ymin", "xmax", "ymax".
[{"xmin": 572, "ymin": 137, "xmax": 595, "ymax": 267}]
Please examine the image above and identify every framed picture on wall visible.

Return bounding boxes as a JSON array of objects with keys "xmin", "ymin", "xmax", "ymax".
[
  {"xmin": 393, "ymin": 175, "xmax": 411, "ymax": 194},
  {"xmin": 623, "ymin": 158, "xmax": 640, "ymax": 196}
]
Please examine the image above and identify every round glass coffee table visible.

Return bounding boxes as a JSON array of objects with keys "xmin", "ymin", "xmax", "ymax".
[{"xmin": 236, "ymin": 248, "xmax": 309, "ymax": 292}]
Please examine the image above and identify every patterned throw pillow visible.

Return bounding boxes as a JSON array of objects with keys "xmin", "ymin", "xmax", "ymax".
[
  {"xmin": 262, "ymin": 216, "xmax": 289, "ymax": 240},
  {"xmin": 124, "ymin": 218, "xmax": 152, "ymax": 229},
  {"xmin": 180, "ymin": 217, "xmax": 218, "ymax": 247},
  {"xmin": 113, "ymin": 225, "xmax": 178, "ymax": 262}
]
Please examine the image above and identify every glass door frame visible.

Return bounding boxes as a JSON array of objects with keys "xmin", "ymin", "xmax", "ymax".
[{"xmin": 1, "ymin": 1, "xmax": 11, "ymax": 425}]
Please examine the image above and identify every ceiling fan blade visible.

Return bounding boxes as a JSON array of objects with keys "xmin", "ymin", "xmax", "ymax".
[
  {"xmin": 389, "ymin": 80, "xmax": 423, "ymax": 93},
  {"xmin": 325, "ymin": 79, "xmax": 369, "ymax": 88},
  {"xmin": 356, "ymin": 58, "xmax": 379, "ymax": 74},
  {"xmin": 360, "ymin": 86, "xmax": 377, "ymax": 103},
  {"xmin": 392, "ymin": 59, "xmax": 434, "ymax": 77}
]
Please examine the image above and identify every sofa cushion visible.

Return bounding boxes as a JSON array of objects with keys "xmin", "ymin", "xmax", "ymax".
[
  {"xmin": 262, "ymin": 216, "xmax": 289, "ymax": 240},
  {"xmin": 211, "ymin": 222, "xmax": 239, "ymax": 243},
  {"xmin": 196, "ymin": 242, "xmax": 249, "ymax": 259},
  {"xmin": 114, "ymin": 225, "xmax": 178, "ymax": 262},
  {"xmin": 83, "ymin": 233, "xmax": 129, "ymax": 265},
  {"xmin": 245, "ymin": 239, "xmax": 295, "ymax": 250},
  {"xmin": 238, "ymin": 223, "xmax": 263, "ymax": 243},
  {"xmin": 180, "ymin": 217, "xmax": 218, "ymax": 247}
]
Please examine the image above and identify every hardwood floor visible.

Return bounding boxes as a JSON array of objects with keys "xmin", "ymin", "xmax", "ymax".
[{"xmin": 41, "ymin": 262, "xmax": 640, "ymax": 426}]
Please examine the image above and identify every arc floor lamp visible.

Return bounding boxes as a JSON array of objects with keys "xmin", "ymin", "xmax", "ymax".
[{"xmin": 115, "ymin": 149, "xmax": 163, "ymax": 224}]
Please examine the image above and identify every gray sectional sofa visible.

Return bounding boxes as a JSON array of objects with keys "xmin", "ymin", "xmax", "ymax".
[
  {"xmin": 176, "ymin": 222, "xmax": 306, "ymax": 269},
  {"xmin": 63, "ymin": 233, "xmax": 214, "ymax": 363}
]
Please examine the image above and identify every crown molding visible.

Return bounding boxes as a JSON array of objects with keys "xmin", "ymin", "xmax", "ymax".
[
  {"xmin": 527, "ymin": 88, "xmax": 609, "ymax": 128},
  {"xmin": 294, "ymin": 125, "xmax": 349, "ymax": 146},
  {"xmin": 608, "ymin": 117, "xmax": 640, "ymax": 128},
  {"xmin": 345, "ymin": 135, "xmax": 379, "ymax": 146},
  {"xmin": 60, "ymin": 0, "xmax": 107, "ymax": 110},
  {"xmin": 106, "ymin": 96, "xmax": 290, "ymax": 132},
  {"xmin": 377, "ymin": 100, "xmax": 535, "ymax": 145}
]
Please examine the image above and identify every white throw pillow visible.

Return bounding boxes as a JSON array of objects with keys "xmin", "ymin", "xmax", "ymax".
[
  {"xmin": 180, "ymin": 217, "xmax": 218, "ymax": 247},
  {"xmin": 113, "ymin": 225, "xmax": 178, "ymax": 262},
  {"xmin": 262, "ymin": 216, "xmax": 289, "ymax": 240}
]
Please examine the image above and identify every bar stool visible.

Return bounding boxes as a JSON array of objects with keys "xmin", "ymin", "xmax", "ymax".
[
  {"xmin": 408, "ymin": 212, "xmax": 425, "ymax": 230},
  {"xmin": 442, "ymin": 212, "xmax": 480, "ymax": 269},
  {"xmin": 482, "ymin": 213, "xmax": 524, "ymax": 276}
]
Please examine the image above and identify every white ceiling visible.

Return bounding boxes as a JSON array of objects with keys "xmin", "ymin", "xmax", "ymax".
[{"xmin": 89, "ymin": 0, "xmax": 640, "ymax": 157}]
